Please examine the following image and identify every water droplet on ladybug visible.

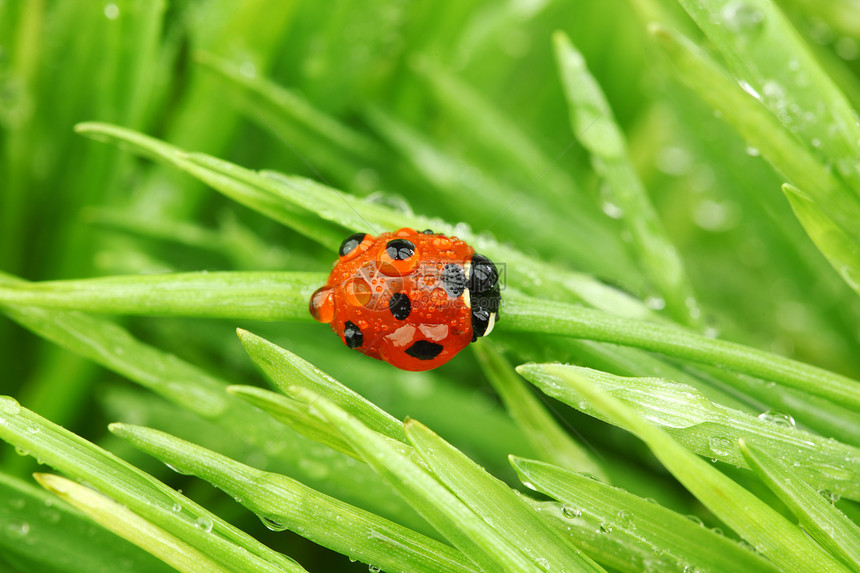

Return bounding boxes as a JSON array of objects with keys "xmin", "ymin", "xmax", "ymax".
[{"xmin": 309, "ymin": 287, "xmax": 334, "ymax": 323}]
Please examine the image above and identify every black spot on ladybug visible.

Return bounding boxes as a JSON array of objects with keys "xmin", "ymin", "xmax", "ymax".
[
  {"xmin": 421, "ymin": 229, "xmax": 435, "ymax": 235},
  {"xmin": 343, "ymin": 321, "xmax": 363, "ymax": 348},
  {"xmin": 441, "ymin": 264, "xmax": 466, "ymax": 298},
  {"xmin": 385, "ymin": 239, "xmax": 415, "ymax": 260},
  {"xmin": 405, "ymin": 340, "xmax": 444, "ymax": 360},
  {"xmin": 468, "ymin": 254, "xmax": 498, "ymax": 294},
  {"xmin": 388, "ymin": 293, "xmax": 411, "ymax": 320},
  {"xmin": 339, "ymin": 233, "xmax": 368, "ymax": 257}
]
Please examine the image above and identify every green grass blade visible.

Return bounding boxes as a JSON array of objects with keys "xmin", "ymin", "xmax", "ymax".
[
  {"xmin": 226, "ymin": 385, "xmax": 360, "ymax": 460},
  {"xmin": 510, "ymin": 457, "xmax": 781, "ymax": 573},
  {"xmin": 650, "ymin": 24, "xmax": 860, "ymax": 247},
  {"xmin": 472, "ymin": 341, "xmax": 606, "ymax": 480},
  {"xmin": 34, "ymin": 473, "xmax": 232, "ymax": 573},
  {"xmin": 674, "ymin": 0, "xmax": 860, "ymax": 198},
  {"xmin": 0, "ymin": 397, "xmax": 305, "ymax": 573},
  {"xmin": 405, "ymin": 419, "xmax": 606, "ymax": 573},
  {"xmin": 111, "ymin": 423, "xmax": 478, "ymax": 573},
  {"xmin": 504, "ymin": 293, "xmax": 860, "ymax": 410},
  {"xmin": 523, "ymin": 365, "xmax": 860, "ymax": 500},
  {"xmin": 783, "ymin": 183, "xmax": 860, "ymax": 297},
  {"xmin": 515, "ymin": 364, "xmax": 850, "ymax": 573},
  {"xmin": 74, "ymin": 122, "xmax": 348, "ymax": 251},
  {"xmin": 0, "ymin": 271, "xmax": 323, "ymax": 321},
  {"xmin": 299, "ymin": 388, "xmax": 541, "ymax": 572},
  {"xmin": 0, "ymin": 470, "xmax": 173, "ymax": 573},
  {"xmin": 74, "ymin": 121, "xmax": 655, "ymax": 318},
  {"xmin": 238, "ymin": 329, "xmax": 407, "ymax": 442},
  {"xmin": 553, "ymin": 31, "xmax": 700, "ymax": 327},
  {"xmin": 0, "ymin": 279, "xmax": 420, "ymax": 527},
  {"xmin": 739, "ymin": 440, "xmax": 860, "ymax": 572}
]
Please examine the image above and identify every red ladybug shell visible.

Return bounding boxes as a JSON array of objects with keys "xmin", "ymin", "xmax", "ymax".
[{"xmin": 309, "ymin": 227, "xmax": 500, "ymax": 371}]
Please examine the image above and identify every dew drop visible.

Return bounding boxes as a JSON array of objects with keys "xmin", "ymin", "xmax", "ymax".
[
  {"xmin": 757, "ymin": 410, "xmax": 796, "ymax": 428},
  {"xmin": 561, "ymin": 505, "xmax": 582, "ymax": 519},
  {"xmin": 194, "ymin": 516, "xmax": 213, "ymax": 532},
  {"xmin": 260, "ymin": 516, "xmax": 288, "ymax": 532},
  {"xmin": 0, "ymin": 397, "xmax": 21, "ymax": 415},
  {"xmin": 7, "ymin": 522, "xmax": 30, "ymax": 538},
  {"xmin": 171, "ymin": 503, "xmax": 182, "ymax": 513},
  {"xmin": 104, "ymin": 3, "xmax": 120, "ymax": 19},
  {"xmin": 721, "ymin": 1, "xmax": 765, "ymax": 36}
]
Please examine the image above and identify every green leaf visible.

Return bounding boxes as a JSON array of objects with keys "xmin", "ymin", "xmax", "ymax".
[
  {"xmin": 226, "ymin": 385, "xmax": 360, "ymax": 460},
  {"xmin": 504, "ymin": 293, "xmax": 860, "ymax": 411},
  {"xmin": 739, "ymin": 440, "xmax": 860, "ymax": 572},
  {"xmin": 237, "ymin": 329, "xmax": 407, "ymax": 441},
  {"xmin": 34, "ymin": 473, "xmax": 232, "ymax": 573},
  {"xmin": 74, "ymin": 121, "xmax": 655, "ymax": 319},
  {"xmin": 673, "ymin": 0, "xmax": 860, "ymax": 198},
  {"xmin": 404, "ymin": 419, "xmax": 606, "ymax": 573},
  {"xmin": 0, "ymin": 470, "xmax": 173, "ymax": 573},
  {"xmin": 0, "ymin": 271, "xmax": 324, "ymax": 321},
  {"xmin": 0, "ymin": 275, "xmax": 421, "ymax": 528},
  {"xmin": 783, "ymin": 183, "xmax": 860, "ymax": 297},
  {"xmin": 472, "ymin": 341, "xmax": 606, "ymax": 480},
  {"xmin": 650, "ymin": 23, "xmax": 860, "ymax": 248},
  {"xmin": 0, "ymin": 397, "xmax": 304, "ymax": 573},
  {"xmin": 553, "ymin": 31, "xmax": 701, "ymax": 327},
  {"xmin": 111, "ymin": 423, "xmax": 476, "ymax": 573},
  {"xmin": 510, "ymin": 457, "xmax": 781, "ymax": 573},
  {"xmin": 299, "ymin": 388, "xmax": 544, "ymax": 572},
  {"xmin": 522, "ymin": 365, "xmax": 860, "ymax": 500},
  {"xmin": 515, "ymin": 363, "xmax": 850, "ymax": 573}
]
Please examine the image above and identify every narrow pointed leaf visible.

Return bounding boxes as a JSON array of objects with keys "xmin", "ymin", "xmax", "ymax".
[
  {"xmin": 516, "ymin": 364, "xmax": 850, "ymax": 573},
  {"xmin": 510, "ymin": 457, "xmax": 780, "ymax": 573},
  {"xmin": 739, "ymin": 440, "xmax": 860, "ymax": 572},
  {"xmin": 111, "ymin": 424, "xmax": 476, "ymax": 573},
  {"xmin": 34, "ymin": 474, "xmax": 232, "ymax": 573}
]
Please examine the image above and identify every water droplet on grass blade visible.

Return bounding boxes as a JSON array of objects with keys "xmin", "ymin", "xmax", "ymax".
[
  {"xmin": 260, "ymin": 516, "xmax": 288, "ymax": 531},
  {"xmin": 194, "ymin": 516, "xmax": 213, "ymax": 532},
  {"xmin": 721, "ymin": 2, "xmax": 765, "ymax": 36}
]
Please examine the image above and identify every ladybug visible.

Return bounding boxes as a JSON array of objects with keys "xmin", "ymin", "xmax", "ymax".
[{"xmin": 309, "ymin": 228, "xmax": 501, "ymax": 371}]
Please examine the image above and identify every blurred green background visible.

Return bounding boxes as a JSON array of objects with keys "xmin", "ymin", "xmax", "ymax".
[{"xmin": 4, "ymin": 0, "xmax": 860, "ymax": 570}]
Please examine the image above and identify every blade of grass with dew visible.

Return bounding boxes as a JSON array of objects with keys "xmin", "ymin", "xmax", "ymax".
[
  {"xmin": 111, "ymin": 423, "xmax": 479, "ymax": 573},
  {"xmin": 510, "ymin": 457, "xmax": 781, "ymax": 573},
  {"xmin": 227, "ymin": 385, "xmax": 360, "ymax": 460},
  {"xmin": 522, "ymin": 364, "xmax": 860, "ymax": 499},
  {"xmin": 739, "ymin": 440, "xmax": 860, "ymax": 572},
  {"xmin": 404, "ymin": 419, "xmax": 606, "ymax": 573},
  {"xmin": 0, "ymin": 277, "xmax": 426, "ymax": 529},
  {"xmin": 553, "ymin": 31, "xmax": 701, "ymax": 327},
  {"xmin": 673, "ymin": 0, "xmax": 860, "ymax": 198},
  {"xmin": 74, "ymin": 122, "xmax": 349, "ymax": 252},
  {"xmin": 472, "ymin": 341, "xmax": 607, "ymax": 480},
  {"xmin": 33, "ymin": 473, "xmax": 232, "ymax": 573},
  {"xmin": 0, "ymin": 397, "xmax": 305, "ymax": 573},
  {"xmin": 238, "ymin": 330, "xmax": 533, "ymax": 471},
  {"xmin": 503, "ymin": 293, "xmax": 860, "ymax": 411},
  {"xmin": 0, "ymin": 271, "xmax": 324, "ymax": 321},
  {"xmin": 649, "ymin": 24, "xmax": 860, "ymax": 248},
  {"xmin": 0, "ymin": 470, "xmax": 174, "ymax": 573},
  {"xmin": 516, "ymin": 363, "xmax": 851, "ymax": 573},
  {"xmin": 783, "ymin": 183, "xmax": 860, "ymax": 297},
  {"xmin": 297, "ymin": 388, "xmax": 555, "ymax": 573},
  {"xmin": 363, "ymin": 104, "xmax": 640, "ymax": 289},
  {"xmin": 237, "ymin": 329, "xmax": 406, "ymax": 440},
  {"xmin": 74, "ymin": 121, "xmax": 655, "ymax": 319}
]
